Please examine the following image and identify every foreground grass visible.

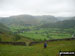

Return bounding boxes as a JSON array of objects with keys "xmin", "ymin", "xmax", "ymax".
[{"xmin": 0, "ymin": 40, "xmax": 75, "ymax": 56}]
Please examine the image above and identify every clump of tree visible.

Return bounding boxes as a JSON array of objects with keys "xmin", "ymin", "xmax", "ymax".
[
  {"xmin": 44, "ymin": 38, "xmax": 47, "ymax": 41},
  {"xmin": 0, "ymin": 37, "xmax": 2, "ymax": 42},
  {"xmin": 13, "ymin": 34, "xmax": 21, "ymax": 41}
]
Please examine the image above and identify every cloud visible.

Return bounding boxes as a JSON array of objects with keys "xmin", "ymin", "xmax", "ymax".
[{"xmin": 0, "ymin": 0, "xmax": 75, "ymax": 17}]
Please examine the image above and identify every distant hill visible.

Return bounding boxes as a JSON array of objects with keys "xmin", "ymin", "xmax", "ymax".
[
  {"xmin": 40, "ymin": 17, "xmax": 75, "ymax": 28},
  {"xmin": 0, "ymin": 15, "xmax": 75, "ymax": 29},
  {"xmin": 57, "ymin": 18, "xmax": 75, "ymax": 28},
  {"xmin": 35, "ymin": 15, "xmax": 58, "ymax": 23},
  {"xmin": 0, "ymin": 15, "xmax": 58, "ymax": 26},
  {"xmin": 57, "ymin": 16, "xmax": 75, "ymax": 21}
]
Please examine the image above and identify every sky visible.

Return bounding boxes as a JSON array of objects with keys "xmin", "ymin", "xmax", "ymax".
[{"xmin": 0, "ymin": 0, "xmax": 75, "ymax": 17}]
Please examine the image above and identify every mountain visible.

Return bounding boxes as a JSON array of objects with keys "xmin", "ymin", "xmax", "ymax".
[
  {"xmin": 35, "ymin": 15, "xmax": 58, "ymax": 24},
  {"xmin": 57, "ymin": 16, "xmax": 75, "ymax": 21},
  {"xmin": 0, "ymin": 15, "xmax": 39, "ymax": 26},
  {"xmin": 0, "ymin": 14, "xmax": 75, "ymax": 29},
  {"xmin": 57, "ymin": 18, "xmax": 75, "ymax": 28},
  {"xmin": 0, "ymin": 15, "xmax": 58, "ymax": 27},
  {"xmin": 40, "ymin": 17, "xmax": 75, "ymax": 28}
]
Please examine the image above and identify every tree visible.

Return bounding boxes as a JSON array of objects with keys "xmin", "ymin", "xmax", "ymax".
[
  {"xmin": 44, "ymin": 38, "xmax": 47, "ymax": 41},
  {"xmin": 0, "ymin": 37, "xmax": 2, "ymax": 42},
  {"xmin": 13, "ymin": 35, "xmax": 21, "ymax": 41}
]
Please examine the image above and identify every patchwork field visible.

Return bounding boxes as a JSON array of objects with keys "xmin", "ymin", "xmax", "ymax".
[{"xmin": 10, "ymin": 26, "xmax": 74, "ymax": 41}]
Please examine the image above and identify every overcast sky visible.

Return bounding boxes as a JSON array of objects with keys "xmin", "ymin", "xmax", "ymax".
[{"xmin": 0, "ymin": 0, "xmax": 75, "ymax": 17}]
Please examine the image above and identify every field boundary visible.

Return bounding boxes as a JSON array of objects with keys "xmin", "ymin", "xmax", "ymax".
[
  {"xmin": 0, "ymin": 42, "xmax": 26, "ymax": 46},
  {"xmin": 29, "ymin": 38, "xmax": 75, "ymax": 46},
  {"xmin": 0, "ymin": 38, "xmax": 75, "ymax": 46}
]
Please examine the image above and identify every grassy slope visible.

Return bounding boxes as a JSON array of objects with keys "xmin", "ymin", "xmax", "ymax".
[
  {"xmin": 0, "ymin": 40, "xmax": 75, "ymax": 56},
  {"xmin": 0, "ymin": 33, "xmax": 33, "ymax": 45},
  {"xmin": 0, "ymin": 33, "xmax": 14, "ymax": 42}
]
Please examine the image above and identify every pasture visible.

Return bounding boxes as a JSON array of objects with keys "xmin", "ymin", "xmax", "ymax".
[
  {"xmin": 0, "ymin": 40, "xmax": 75, "ymax": 56},
  {"xmin": 10, "ymin": 26, "xmax": 74, "ymax": 41}
]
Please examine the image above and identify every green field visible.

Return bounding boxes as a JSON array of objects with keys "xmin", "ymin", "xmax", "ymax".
[
  {"xmin": 0, "ymin": 40, "xmax": 75, "ymax": 56},
  {"xmin": 9, "ymin": 26, "xmax": 74, "ymax": 41}
]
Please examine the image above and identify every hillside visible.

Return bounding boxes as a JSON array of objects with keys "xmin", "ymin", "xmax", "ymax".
[
  {"xmin": 0, "ymin": 23, "xmax": 12, "ymax": 41},
  {"xmin": 0, "ymin": 40, "xmax": 75, "ymax": 56},
  {"xmin": 0, "ymin": 23, "xmax": 33, "ymax": 43},
  {"xmin": 41, "ymin": 17, "xmax": 75, "ymax": 28},
  {"xmin": 0, "ymin": 22, "xmax": 10, "ymax": 33}
]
